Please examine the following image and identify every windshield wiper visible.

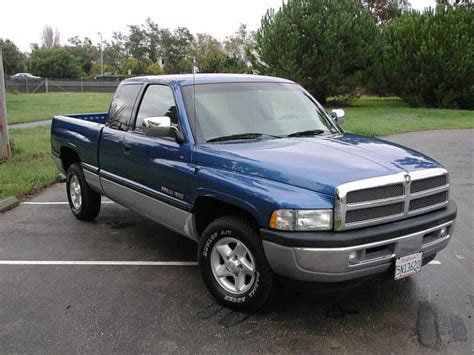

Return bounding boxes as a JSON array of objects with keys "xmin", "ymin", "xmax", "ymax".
[
  {"xmin": 287, "ymin": 129, "xmax": 326, "ymax": 138},
  {"xmin": 206, "ymin": 133, "xmax": 281, "ymax": 143}
]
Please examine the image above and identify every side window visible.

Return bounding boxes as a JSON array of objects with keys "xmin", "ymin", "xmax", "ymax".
[
  {"xmin": 135, "ymin": 85, "xmax": 178, "ymax": 137},
  {"xmin": 108, "ymin": 84, "xmax": 141, "ymax": 131}
]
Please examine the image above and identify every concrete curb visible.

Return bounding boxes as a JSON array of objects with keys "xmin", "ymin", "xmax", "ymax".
[{"xmin": 0, "ymin": 196, "xmax": 19, "ymax": 213}]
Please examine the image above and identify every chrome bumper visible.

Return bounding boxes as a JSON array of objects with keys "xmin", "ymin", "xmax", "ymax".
[{"xmin": 263, "ymin": 220, "xmax": 455, "ymax": 282}]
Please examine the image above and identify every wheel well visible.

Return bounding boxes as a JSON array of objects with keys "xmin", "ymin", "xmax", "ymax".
[
  {"xmin": 60, "ymin": 147, "xmax": 81, "ymax": 172},
  {"xmin": 194, "ymin": 197, "xmax": 259, "ymax": 237}
]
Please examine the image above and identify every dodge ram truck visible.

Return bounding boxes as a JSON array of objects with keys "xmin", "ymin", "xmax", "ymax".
[{"xmin": 51, "ymin": 74, "xmax": 457, "ymax": 311}]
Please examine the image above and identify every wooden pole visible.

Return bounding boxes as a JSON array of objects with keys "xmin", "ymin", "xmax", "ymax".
[{"xmin": 0, "ymin": 49, "xmax": 11, "ymax": 160}]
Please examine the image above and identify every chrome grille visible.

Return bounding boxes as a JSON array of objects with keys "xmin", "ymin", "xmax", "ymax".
[
  {"xmin": 411, "ymin": 175, "xmax": 448, "ymax": 193},
  {"xmin": 409, "ymin": 191, "xmax": 448, "ymax": 211},
  {"xmin": 335, "ymin": 168, "xmax": 449, "ymax": 230},
  {"xmin": 346, "ymin": 202, "xmax": 404, "ymax": 223},
  {"xmin": 346, "ymin": 184, "xmax": 404, "ymax": 204}
]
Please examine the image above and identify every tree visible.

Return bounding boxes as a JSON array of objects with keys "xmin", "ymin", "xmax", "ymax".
[
  {"xmin": 161, "ymin": 27, "xmax": 194, "ymax": 74},
  {"xmin": 66, "ymin": 36, "xmax": 99, "ymax": 77},
  {"xmin": 145, "ymin": 63, "xmax": 163, "ymax": 75},
  {"xmin": 28, "ymin": 47, "xmax": 81, "ymax": 78},
  {"xmin": 381, "ymin": 6, "xmax": 473, "ymax": 108},
  {"xmin": 224, "ymin": 24, "xmax": 255, "ymax": 61},
  {"xmin": 41, "ymin": 25, "xmax": 61, "ymax": 48},
  {"xmin": 0, "ymin": 39, "xmax": 25, "ymax": 74},
  {"xmin": 122, "ymin": 57, "xmax": 152, "ymax": 75},
  {"xmin": 123, "ymin": 19, "xmax": 194, "ymax": 74},
  {"xmin": 191, "ymin": 34, "xmax": 235, "ymax": 73},
  {"xmin": 126, "ymin": 18, "xmax": 163, "ymax": 63},
  {"xmin": 358, "ymin": 0, "xmax": 411, "ymax": 25},
  {"xmin": 252, "ymin": 0, "xmax": 379, "ymax": 103},
  {"xmin": 127, "ymin": 25, "xmax": 149, "ymax": 60},
  {"xmin": 436, "ymin": 0, "xmax": 473, "ymax": 7},
  {"xmin": 103, "ymin": 32, "xmax": 129, "ymax": 74}
]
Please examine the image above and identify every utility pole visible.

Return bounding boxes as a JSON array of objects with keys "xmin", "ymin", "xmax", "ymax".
[
  {"xmin": 0, "ymin": 49, "xmax": 11, "ymax": 160},
  {"xmin": 98, "ymin": 32, "xmax": 104, "ymax": 76}
]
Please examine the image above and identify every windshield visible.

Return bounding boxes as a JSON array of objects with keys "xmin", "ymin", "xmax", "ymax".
[{"xmin": 182, "ymin": 82, "xmax": 338, "ymax": 143}]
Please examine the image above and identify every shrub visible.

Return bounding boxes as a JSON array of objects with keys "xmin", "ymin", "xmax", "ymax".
[
  {"xmin": 251, "ymin": 0, "xmax": 379, "ymax": 104},
  {"xmin": 381, "ymin": 6, "xmax": 474, "ymax": 109},
  {"xmin": 145, "ymin": 63, "xmax": 163, "ymax": 75},
  {"xmin": 28, "ymin": 47, "xmax": 82, "ymax": 79}
]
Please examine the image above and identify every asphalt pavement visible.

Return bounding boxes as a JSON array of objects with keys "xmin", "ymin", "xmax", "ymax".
[{"xmin": 0, "ymin": 129, "xmax": 472, "ymax": 353}]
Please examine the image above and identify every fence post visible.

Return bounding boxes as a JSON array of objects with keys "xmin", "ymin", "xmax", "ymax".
[
  {"xmin": 0, "ymin": 50, "xmax": 11, "ymax": 160},
  {"xmin": 81, "ymin": 77, "xmax": 83, "ymax": 93},
  {"xmin": 45, "ymin": 77, "xmax": 49, "ymax": 93}
]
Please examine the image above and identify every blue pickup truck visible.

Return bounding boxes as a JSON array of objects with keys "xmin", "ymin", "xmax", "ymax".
[{"xmin": 51, "ymin": 74, "xmax": 457, "ymax": 310}]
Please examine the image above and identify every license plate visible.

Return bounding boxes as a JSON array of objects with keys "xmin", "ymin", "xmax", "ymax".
[{"xmin": 394, "ymin": 252, "xmax": 422, "ymax": 280}]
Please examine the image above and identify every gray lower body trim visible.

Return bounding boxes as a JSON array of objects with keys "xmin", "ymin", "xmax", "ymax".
[
  {"xmin": 81, "ymin": 163, "xmax": 102, "ymax": 194},
  {"xmin": 100, "ymin": 177, "xmax": 198, "ymax": 241},
  {"xmin": 263, "ymin": 220, "xmax": 455, "ymax": 282},
  {"xmin": 83, "ymin": 170, "xmax": 102, "ymax": 194},
  {"xmin": 51, "ymin": 152, "xmax": 64, "ymax": 174}
]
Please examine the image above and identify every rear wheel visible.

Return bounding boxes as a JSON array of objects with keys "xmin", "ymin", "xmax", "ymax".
[
  {"xmin": 198, "ymin": 216, "xmax": 273, "ymax": 311},
  {"xmin": 66, "ymin": 163, "xmax": 101, "ymax": 221}
]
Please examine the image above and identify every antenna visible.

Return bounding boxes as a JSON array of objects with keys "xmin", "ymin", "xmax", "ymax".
[{"xmin": 192, "ymin": 57, "xmax": 197, "ymax": 147}]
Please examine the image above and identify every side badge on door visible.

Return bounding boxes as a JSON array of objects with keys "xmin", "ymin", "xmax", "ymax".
[{"xmin": 161, "ymin": 186, "xmax": 184, "ymax": 200}]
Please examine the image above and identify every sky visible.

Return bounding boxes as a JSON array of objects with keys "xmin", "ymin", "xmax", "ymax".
[{"xmin": 1, "ymin": 0, "xmax": 436, "ymax": 52}]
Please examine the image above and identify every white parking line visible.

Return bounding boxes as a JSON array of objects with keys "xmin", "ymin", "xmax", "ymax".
[
  {"xmin": 21, "ymin": 201, "xmax": 115, "ymax": 205},
  {"xmin": 0, "ymin": 260, "xmax": 198, "ymax": 266}
]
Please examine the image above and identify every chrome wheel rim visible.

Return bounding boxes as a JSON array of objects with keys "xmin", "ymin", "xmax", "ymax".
[
  {"xmin": 210, "ymin": 237, "xmax": 256, "ymax": 295},
  {"xmin": 69, "ymin": 175, "xmax": 82, "ymax": 210}
]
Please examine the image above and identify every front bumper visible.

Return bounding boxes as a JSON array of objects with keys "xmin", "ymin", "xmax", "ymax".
[{"xmin": 261, "ymin": 201, "xmax": 456, "ymax": 282}]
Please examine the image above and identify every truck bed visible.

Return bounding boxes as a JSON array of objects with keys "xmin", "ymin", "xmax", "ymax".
[
  {"xmin": 51, "ymin": 112, "xmax": 108, "ymax": 172},
  {"xmin": 61, "ymin": 113, "xmax": 109, "ymax": 125}
]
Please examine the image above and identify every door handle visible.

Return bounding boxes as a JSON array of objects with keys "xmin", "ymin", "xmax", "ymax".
[{"xmin": 123, "ymin": 143, "xmax": 132, "ymax": 154}]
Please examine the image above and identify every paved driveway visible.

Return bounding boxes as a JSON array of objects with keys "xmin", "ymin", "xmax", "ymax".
[{"xmin": 0, "ymin": 129, "xmax": 472, "ymax": 353}]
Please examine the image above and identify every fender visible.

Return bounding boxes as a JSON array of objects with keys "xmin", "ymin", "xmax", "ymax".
[{"xmin": 191, "ymin": 166, "xmax": 334, "ymax": 227}]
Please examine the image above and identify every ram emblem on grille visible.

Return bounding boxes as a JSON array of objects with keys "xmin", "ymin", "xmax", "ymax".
[{"xmin": 404, "ymin": 174, "xmax": 411, "ymax": 185}]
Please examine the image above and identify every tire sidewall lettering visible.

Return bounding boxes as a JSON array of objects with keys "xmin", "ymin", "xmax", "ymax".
[
  {"xmin": 248, "ymin": 271, "xmax": 260, "ymax": 299},
  {"xmin": 202, "ymin": 229, "xmax": 232, "ymax": 258},
  {"xmin": 223, "ymin": 271, "xmax": 260, "ymax": 303}
]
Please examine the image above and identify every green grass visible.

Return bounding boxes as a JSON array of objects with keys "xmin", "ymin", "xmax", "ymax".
[
  {"xmin": 5, "ymin": 92, "xmax": 113, "ymax": 125},
  {"xmin": 5, "ymin": 93, "xmax": 472, "ymax": 132},
  {"xmin": 343, "ymin": 97, "xmax": 473, "ymax": 136},
  {"xmin": 0, "ymin": 126, "xmax": 58, "ymax": 200},
  {"xmin": 0, "ymin": 96, "xmax": 472, "ymax": 200}
]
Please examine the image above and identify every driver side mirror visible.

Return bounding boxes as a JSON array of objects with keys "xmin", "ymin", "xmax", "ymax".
[
  {"xmin": 331, "ymin": 109, "xmax": 346, "ymax": 125},
  {"xmin": 142, "ymin": 116, "xmax": 171, "ymax": 137},
  {"xmin": 142, "ymin": 116, "xmax": 185, "ymax": 144}
]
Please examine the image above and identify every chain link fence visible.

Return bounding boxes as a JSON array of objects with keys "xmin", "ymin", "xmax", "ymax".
[{"xmin": 5, "ymin": 78, "xmax": 121, "ymax": 93}]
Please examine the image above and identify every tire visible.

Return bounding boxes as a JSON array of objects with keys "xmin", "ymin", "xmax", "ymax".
[
  {"xmin": 66, "ymin": 163, "xmax": 101, "ymax": 221},
  {"xmin": 198, "ymin": 216, "xmax": 273, "ymax": 312}
]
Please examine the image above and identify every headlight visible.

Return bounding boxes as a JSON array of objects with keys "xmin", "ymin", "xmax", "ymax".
[{"xmin": 269, "ymin": 209, "xmax": 333, "ymax": 231}]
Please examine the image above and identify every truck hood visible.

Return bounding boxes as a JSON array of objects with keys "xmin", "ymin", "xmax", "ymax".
[{"xmin": 196, "ymin": 133, "xmax": 442, "ymax": 196}]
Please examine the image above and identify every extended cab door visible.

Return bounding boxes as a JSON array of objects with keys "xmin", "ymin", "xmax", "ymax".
[
  {"xmin": 99, "ymin": 83, "xmax": 142, "ymax": 183},
  {"xmin": 99, "ymin": 83, "xmax": 144, "ymax": 210},
  {"xmin": 101, "ymin": 83, "xmax": 195, "ymax": 238}
]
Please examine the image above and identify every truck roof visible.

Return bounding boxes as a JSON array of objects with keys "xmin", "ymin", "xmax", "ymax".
[{"xmin": 121, "ymin": 73, "xmax": 294, "ymax": 86}]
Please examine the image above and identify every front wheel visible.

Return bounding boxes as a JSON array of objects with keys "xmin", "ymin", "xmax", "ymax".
[
  {"xmin": 198, "ymin": 216, "xmax": 273, "ymax": 311},
  {"xmin": 66, "ymin": 163, "xmax": 101, "ymax": 221}
]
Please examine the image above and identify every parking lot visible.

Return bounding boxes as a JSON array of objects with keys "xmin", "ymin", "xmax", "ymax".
[{"xmin": 0, "ymin": 129, "xmax": 472, "ymax": 353}]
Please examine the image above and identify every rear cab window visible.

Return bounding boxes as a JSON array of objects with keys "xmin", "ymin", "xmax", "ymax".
[{"xmin": 107, "ymin": 84, "xmax": 142, "ymax": 131}]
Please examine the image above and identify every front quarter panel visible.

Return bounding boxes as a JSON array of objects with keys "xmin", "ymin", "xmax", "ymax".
[{"xmin": 191, "ymin": 166, "xmax": 333, "ymax": 227}]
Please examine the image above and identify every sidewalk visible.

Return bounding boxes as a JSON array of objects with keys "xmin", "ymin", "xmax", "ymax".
[{"xmin": 9, "ymin": 119, "xmax": 51, "ymax": 129}]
